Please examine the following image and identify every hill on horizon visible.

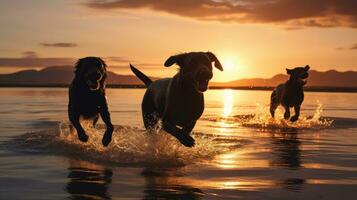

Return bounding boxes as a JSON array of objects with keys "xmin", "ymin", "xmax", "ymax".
[
  {"xmin": 0, "ymin": 66, "xmax": 356, "ymax": 87},
  {"xmin": 0, "ymin": 66, "xmax": 145, "ymax": 86},
  {"xmin": 213, "ymin": 70, "xmax": 357, "ymax": 87}
]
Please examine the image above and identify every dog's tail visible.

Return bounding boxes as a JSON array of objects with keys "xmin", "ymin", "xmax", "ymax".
[{"xmin": 130, "ymin": 64, "xmax": 152, "ymax": 87}]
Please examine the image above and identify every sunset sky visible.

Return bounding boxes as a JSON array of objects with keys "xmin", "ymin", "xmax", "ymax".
[{"xmin": 1, "ymin": 0, "xmax": 357, "ymax": 82}]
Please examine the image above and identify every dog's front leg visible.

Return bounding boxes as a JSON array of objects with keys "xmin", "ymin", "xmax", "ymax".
[
  {"xmin": 162, "ymin": 121, "xmax": 195, "ymax": 147},
  {"xmin": 68, "ymin": 108, "xmax": 88, "ymax": 142},
  {"xmin": 162, "ymin": 121, "xmax": 181, "ymax": 135},
  {"xmin": 290, "ymin": 105, "xmax": 301, "ymax": 122},
  {"xmin": 181, "ymin": 122, "xmax": 196, "ymax": 147},
  {"xmin": 92, "ymin": 114, "xmax": 99, "ymax": 128},
  {"xmin": 182, "ymin": 121, "xmax": 196, "ymax": 135},
  {"xmin": 284, "ymin": 106, "xmax": 291, "ymax": 120},
  {"xmin": 99, "ymin": 101, "xmax": 114, "ymax": 147}
]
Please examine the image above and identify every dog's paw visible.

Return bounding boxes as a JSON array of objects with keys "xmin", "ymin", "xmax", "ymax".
[
  {"xmin": 177, "ymin": 135, "xmax": 195, "ymax": 148},
  {"xmin": 78, "ymin": 133, "xmax": 89, "ymax": 143},
  {"xmin": 284, "ymin": 113, "xmax": 290, "ymax": 120},
  {"xmin": 102, "ymin": 131, "xmax": 113, "ymax": 147},
  {"xmin": 290, "ymin": 116, "xmax": 299, "ymax": 122}
]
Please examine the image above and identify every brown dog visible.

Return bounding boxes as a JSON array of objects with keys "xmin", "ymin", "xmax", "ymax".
[
  {"xmin": 130, "ymin": 52, "xmax": 223, "ymax": 147},
  {"xmin": 68, "ymin": 57, "xmax": 113, "ymax": 146}
]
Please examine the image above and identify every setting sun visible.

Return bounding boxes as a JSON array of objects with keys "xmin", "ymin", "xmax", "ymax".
[
  {"xmin": 223, "ymin": 59, "xmax": 235, "ymax": 71},
  {"xmin": 213, "ymin": 55, "xmax": 242, "ymax": 82}
]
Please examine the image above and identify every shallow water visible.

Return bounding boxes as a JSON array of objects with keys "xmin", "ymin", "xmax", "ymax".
[{"xmin": 1, "ymin": 88, "xmax": 357, "ymax": 199}]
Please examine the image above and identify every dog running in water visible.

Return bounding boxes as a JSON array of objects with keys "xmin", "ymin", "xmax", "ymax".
[
  {"xmin": 270, "ymin": 65, "xmax": 310, "ymax": 122},
  {"xmin": 130, "ymin": 52, "xmax": 223, "ymax": 147}
]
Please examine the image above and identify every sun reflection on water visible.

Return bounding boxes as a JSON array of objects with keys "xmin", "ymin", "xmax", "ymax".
[
  {"xmin": 213, "ymin": 89, "xmax": 236, "ymax": 135},
  {"xmin": 223, "ymin": 89, "xmax": 234, "ymax": 117},
  {"xmin": 216, "ymin": 152, "xmax": 239, "ymax": 169},
  {"xmin": 214, "ymin": 149, "xmax": 271, "ymax": 170},
  {"xmin": 186, "ymin": 178, "xmax": 274, "ymax": 190}
]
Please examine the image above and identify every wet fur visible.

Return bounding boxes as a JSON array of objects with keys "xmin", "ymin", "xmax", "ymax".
[
  {"xmin": 130, "ymin": 52, "xmax": 223, "ymax": 147},
  {"xmin": 68, "ymin": 57, "xmax": 113, "ymax": 146},
  {"xmin": 270, "ymin": 65, "xmax": 310, "ymax": 122}
]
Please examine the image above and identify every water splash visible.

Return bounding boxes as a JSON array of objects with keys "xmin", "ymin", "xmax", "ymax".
[
  {"xmin": 11, "ymin": 120, "xmax": 224, "ymax": 167},
  {"xmin": 204, "ymin": 103, "xmax": 333, "ymax": 131},
  {"xmin": 238, "ymin": 103, "xmax": 333, "ymax": 130}
]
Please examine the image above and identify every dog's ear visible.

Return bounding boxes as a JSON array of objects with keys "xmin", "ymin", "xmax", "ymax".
[
  {"xmin": 206, "ymin": 52, "xmax": 223, "ymax": 71},
  {"xmin": 164, "ymin": 54, "xmax": 185, "ymax": 67},
  {"xmin": 97, "ymin": 57, "xmax": 107, "ymax": 70},
  {"xmin": 94, "ymin": 57, "xmax": 107, "ymax": 90},
  {"xmin": 304, "ymin": 65, "xmax": 310, "ymax": 71},
  {"xmin": 74, "ymin": 58, "xmax": 85, "ymax": 76},
  {"xmin": 286, "ymin": 68, "xmax": 293, "ymax": 75}
]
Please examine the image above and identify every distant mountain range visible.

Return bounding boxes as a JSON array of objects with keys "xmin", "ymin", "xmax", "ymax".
[
  {"xmin": 0, "ymin": 66, "xmax": 356, "ymax": 88},
  {"xmin": 213, "ymin": 70, "xmax": 357, "ymax": 87},
  {"xmin": 0, "ymin": 66, "xmax": 145, "ymax": 86}
]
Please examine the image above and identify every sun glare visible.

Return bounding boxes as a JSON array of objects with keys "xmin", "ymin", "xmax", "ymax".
[
  {"xmin": 222, "ymin": 59, "xmax": 235, "ymax": 71},
  {"xmin": 213, "ymin": 55, "xmax": 243, "ymax": 82}
]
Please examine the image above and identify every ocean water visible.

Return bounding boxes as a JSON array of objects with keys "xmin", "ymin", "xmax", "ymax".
[{"xmin": 1, "ymin": 88, "xmax": 357, "ymax": 199}]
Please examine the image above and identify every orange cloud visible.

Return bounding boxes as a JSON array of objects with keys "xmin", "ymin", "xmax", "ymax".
[
  {"xmin": 84, "ymin": 0, "xmax": 357, "ymax": 28},
  {"xmin": 351, "ymin": 43, "xmax": 357, "ymax": 50},
  {"xmin": 40, "ymin": 42, "xmax": 78, "ymax": 48}
]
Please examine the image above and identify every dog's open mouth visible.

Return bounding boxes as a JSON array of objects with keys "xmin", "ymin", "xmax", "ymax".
[
  {"xmin": 301, "ymin": 73, "xmax": 309, "ymax": 79},
  {"xmin": 86, "ymin": 70, "xmax": 104, "ymax": 91},
  {"xmin": 298, "ymin": 73, "xmax": 309, "ymax": 84},
  {"xmin": 87, "ymin": 81, "xmax": 100, "ymax": 91},
  {"xmin": 190, "ymin": 79, "xmax": 208, "ymax": 93}
]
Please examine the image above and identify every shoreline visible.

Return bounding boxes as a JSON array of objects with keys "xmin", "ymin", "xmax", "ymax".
[{"xmin": 1, "ymin": 84, "xmax": 357, "ymax": 93}]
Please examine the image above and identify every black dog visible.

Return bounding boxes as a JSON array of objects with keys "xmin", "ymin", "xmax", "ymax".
[
  {"xmin": 130, "ymin": 52, "xmax": 223, "ymax": 147},
  {"xmin": 68, "ymin": 57, "xmax": 113, "ymax": 146},
  {"xmin": 270, "ymin": 65, "xmax": 310, "ymax": 122}
]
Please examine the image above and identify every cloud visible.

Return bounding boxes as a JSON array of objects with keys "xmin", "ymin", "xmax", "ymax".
[
  {"xmin": 351, "ymin": 44, "xmax": 357, "ymax": 50},
  {"xmin": 106, "ymin": 56, "xmax": 131, "ymax": 63},
  {"xmin": 83, "ymin": 0, "xmax": 357, "ymax": 28},
  {"xmin": 22, "ymin": 51, "xmax": 39, "ymax": 58},
  {"xmin": 40, "ymin": 42, "xmax": 78, "ymax": 48},
  {"xmin": 336, "ymin": 43, "xmax": 357, "ymax": 50}
]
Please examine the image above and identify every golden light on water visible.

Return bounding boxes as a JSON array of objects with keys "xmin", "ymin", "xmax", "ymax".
[
  {"xmin": 186, "ymin": 178, "xmax": 274, "ymax": 190},
  {"xmin": 223, "ymin": 89, "xmax": 234, "ymax": 117},
  {"xmin": 221, "ymin": 181, "xmax": 243, "ymax": 189},
  {"xmin": 214, "ymin": 149, "xmax": 271, "ymax": 170},
  {"xmin": 216, "ymin": 152, "xmax": 240, "ymax": 169},
  {"xmin": 213, "ymin": 89, "xmax": 235, "ymax": 136}
]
